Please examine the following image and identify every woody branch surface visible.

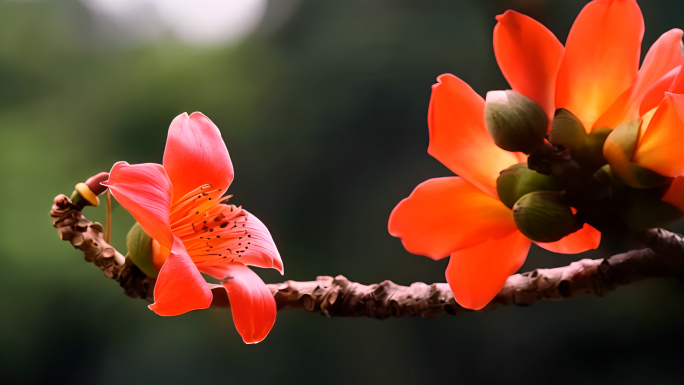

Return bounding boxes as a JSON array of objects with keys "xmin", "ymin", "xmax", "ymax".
[{"xmin": 51, "ymin": 194, "xmax": 684, "ymax": 319}]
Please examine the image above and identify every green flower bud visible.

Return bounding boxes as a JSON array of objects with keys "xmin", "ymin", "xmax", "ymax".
[
  {"xmin": 497, "ymin": 163, "xmax": 562, "ymax": 209},
  {"xmin": 485, "ymin": 90, "xmax": 548, "ymax": 154},
  {"xmin": 126, "ymin": 222, "xmax": 159, "ymax": 278},
  {"xmin": 548, "ymin": 109, "xmax": 610, "ymax": 176},
  {"xmin": 548, "ymin": 108, "xmax": 585, "ymax": 149},
  {"xmin": 513, "ymin": 191, "xmax": 582, "ymax": 243}
]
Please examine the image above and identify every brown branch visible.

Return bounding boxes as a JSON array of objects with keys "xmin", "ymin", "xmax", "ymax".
[{"xmin": 51, "ymin": 194, "xmax": 684, "ymax": 319}]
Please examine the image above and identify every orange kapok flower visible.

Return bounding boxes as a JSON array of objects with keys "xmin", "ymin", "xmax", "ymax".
[
  {"xmin": 389, "ymin": 0, "xmax": 684, "ymax": 310},
  {"xmin": 105, "ymin": 112, "xmax": 283, "ymax": 344},
  {"xmin": 388, "ymin": 75, "xmax": 600, "ymax": 310}
]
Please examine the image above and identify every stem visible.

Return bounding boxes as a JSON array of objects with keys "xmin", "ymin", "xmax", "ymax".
[
  {"xmin": 105, "ymin": 189, "xmax": 112, "ymax": 244},
  {"xmin": 50, "ymin": 194, "xmax": 684, "ymax": 318}
]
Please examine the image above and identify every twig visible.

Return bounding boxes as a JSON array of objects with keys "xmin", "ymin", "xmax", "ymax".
[{"xmin": 51, "ymin": 194, "xmax": 684, "ymax": 319}]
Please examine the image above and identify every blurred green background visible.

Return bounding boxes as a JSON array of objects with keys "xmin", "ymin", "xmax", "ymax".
[{"xmin": 2, "ymin": 0, "xmax": 684, "ymax": 383}]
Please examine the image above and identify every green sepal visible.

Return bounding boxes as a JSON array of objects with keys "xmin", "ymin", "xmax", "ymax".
[
  {"xmin": 622, "ymin": 187, "xmax": 683, "ymax": 231},
  {"xmin": 548, "ymin": 109, "xmax": 610, "ymax": 175},
  {"xmin": 497, "ymin": 163, "xmax": 562, "ymax": 209},
  {"xmin": 512, "ymin": 191, "xmax": 582, "ymax": 243},
  {"xmin": 605, "ymin": 169, "xmax": 682, "ymax": 231},
  {"xmin": 126, "ymin": 222, "xmax": 159, "ymax": 278},
  {"xmin": 624, "ymin": 163, "xmax": 673, "ymax": 189},
  {"xmin": 603, "ymin": 120, "xmax": 672, "ymax": 188}
]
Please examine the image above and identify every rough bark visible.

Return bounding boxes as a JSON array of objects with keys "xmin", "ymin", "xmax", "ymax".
[{"xmin": 51, "ymin": 194, "xmax": 684, "ymax": 319}]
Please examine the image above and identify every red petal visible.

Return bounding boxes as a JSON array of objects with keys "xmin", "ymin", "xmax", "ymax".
[
  {"xmin": 225, "ymin": 209, "xmax": 282, "ymax": 273},
  {"xmin": 555, "ymin": 0, "xmax": 644, "ymax": 132},
  {"xmin": 639, "ymin": 66, "xmax": 681, "ymax": 117},
  {"xmin": 388, "ymin": 177, "xmax": 517, "ymax": 260},
  {"xmin": 105, "ymin": 162, "xmax": 174, "ymax": 247},
  {"xmin": 163, "ymin": 112, "xmax": 234, "ymax": 203},
  {"xmin": 597, "ymin": 29, "xmax": 684, "ymax": 128},
  {"xmin": 428, "ymin": 74, "xmax": 520, "ymax": 197},
  {"xmin": 148, "ymin": 237, "xmax": 213, "ymax": 316},
  {"xmin": 494, "ymin": 10, "xmax": 564, "ymax": 123},
  {"xmin": 188, "ymin": 205, "xmax": 283, "ymax": 275},
  {"xmin": 535, "ymin": 223, "xmax": 601, "ymax": 254},
  {"xmin": 220, "ymin": 262, "xmax": 276, "ymax": 344},
  {"xmin": 668, "ymin": 64, "xmax": 684, "ymax": 95},
  {"xmin": 662, "ymin": 176, "xmax": 684, "ymax": 212},
  {"xmin": 634, "ymin": 93, "xmax": 684, "ymax": 177},
  {"xmin": 446, "ymin": 231, "xmax": 531, "ymax": 310}
]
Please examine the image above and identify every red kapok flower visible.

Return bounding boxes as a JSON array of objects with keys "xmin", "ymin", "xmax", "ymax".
[
  {"xmin": 105, "ymin": 112, "xmax": 282, "ymax": 344},
  {"xmin": 389, "ymin": 0, "xmax": 684, "ymax": 310}
]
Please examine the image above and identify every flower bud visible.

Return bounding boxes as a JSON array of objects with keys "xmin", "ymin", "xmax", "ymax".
[
  {"xmin": 126, "ymin": 222, "xmax": 159, "ymax": 278},
  {"xmin": 485, "ymin": 90, "xmax": 548, "ymax": 154},
  {"xmin": 85, "ymin": 172, "xmax": 109, "ymax": 196},
  {"xmin": 513, "ymin": 191, "xmax": 582, "ymax": 243},
  {"xmin": 549, "ymin": 109, "xmax": 611, "ymax": 176},
  {"xmin": 70, "ymin": 172, "xmax": 110, "ymax": 208},
  {"xmin": 497, "ymin": 163, "xmax": 561, "ymax": 209}
]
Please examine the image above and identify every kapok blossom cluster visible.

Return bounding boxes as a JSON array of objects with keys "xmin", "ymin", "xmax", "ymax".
[{"xmin": 389, "ymin": 0, "xmax": 684, "ymax": 310}]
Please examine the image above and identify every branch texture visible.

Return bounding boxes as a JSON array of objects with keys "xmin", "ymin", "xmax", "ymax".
[{"xmin": 51, "ymin": 194, "xmax": 684, "ymax": 319}]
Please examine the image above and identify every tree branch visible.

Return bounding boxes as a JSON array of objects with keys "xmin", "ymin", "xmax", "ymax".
[{"xmin": 51, "ymin": 194, "xmax": 684, "ymax": 319}]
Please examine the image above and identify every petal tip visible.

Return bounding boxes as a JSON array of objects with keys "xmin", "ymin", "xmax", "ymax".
[
  {"xmin": 189, "ymin": 111, "xmax": 209, "ymax": 121},
  {"xmin": 434, "ymin": 73, "xmax": 456, "ymax": 86},
  {"xmin": 495, "ymin": 10, "xmax": 517, "ymax": 22}
]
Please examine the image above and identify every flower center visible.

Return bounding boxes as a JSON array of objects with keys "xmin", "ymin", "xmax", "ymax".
[{"xmin": 162, "ymin": 184, "xmax": 256, "ymax": 268}]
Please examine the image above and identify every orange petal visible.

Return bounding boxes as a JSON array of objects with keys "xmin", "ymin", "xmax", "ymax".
[
  {"xmin": 445, "ymin": 230, "xmax": 531, "ymax": 310},
  {"xmin": 639, "ymin": 66, "xmax": 680, "ymax": 117},
  {"xmin": 163, "ymin": 112, "xmax": 234, "ymax": 204},
  {"xmin": 555, "ymin": 0, "xmax": 644, "ymax": 132},
  {"xmin": 633, "ymin": 93, "xmax": 684, "ymax": 177},
  {"xmin": 493, "ymin": 10, "xmax": 564, "ymax": 123},
  {"xmin": 535, "ymin": 223, "xmax": 601, "ymax": 254},
  {"xmin": 662, "ymin": 176, "xmax": 684, "ymax": 213},
  {"xmin": 388, "ymin": 177, "xmax": 517, "ymax": 260},
  {"xmin": 596, "ymin": 29, "xmax": 684, "ymax": 128},
  {"xmin": 220, "ymin": 262, "xmax": 277, "ymax": 344},
  {"xmin": 668, "ymin": 64, "xmax": 684, "ymax": 95},
  {"xmin": 105, "ymin": 161, "xmax": 174, "ymax": 248},
  {"xmin": 428, "ymin": 74, "xmax": 520, "ymax": 197},
  {"xmin": 148, "ymin": 237, "xmax": 213, "ymax": 316}
]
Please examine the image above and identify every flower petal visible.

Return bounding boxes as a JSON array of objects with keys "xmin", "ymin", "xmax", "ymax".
[
  {"xmin": 220, "ymin": 262, "xmax": 276, "ymax": 344},
  {"xmin": 163, "ymin": 112, "xmax": 234, "ymax": 203},
  {"xmin": 555, "ymin": 0, "xmax": 644, "ymax": 132},
  {"xmin": 231, "ymin": 209, "xmax": 282, "ymax": 273},
  {"xmin": 493, "ymin": 10, "xmax": 564, "ymax": 123},
  {"xmin": 535, "ymin": 223, "xmax": 601, "ymax": 254},
  {"xmin": 639, "ymin": 66, "xmax": 681, "ymax": 117},
  {"xmin": 105, "ymin": 161, "xmax": 174, "ymax": 247},
  {"xmin": 446, "ymin": 230, "xmax": 531, "ymax": 310},
  {"xmin": 428, "ymin": 74, "xmax": 520, "ymax": 197},
  {"xmin": 148, "ymin": 237, "xmax": 213, "ymax": 316},
  {"xmin": 187, "ymin": 204, "xmax": 283, "ymax": 275},
  {"xmin": 596, "ymin": 29, "xmax": 684, "ymax": 128},
  {"xmin": 633, "ymin": 93, "xmax": 684, "ymax": 177},
  {"xmin": 667, "ymin": 64, "xmax": 684, "ymax": 95},
  {"xmin": 388, "ymin": 177, "xmax": 517, "ymax": 260},
  {"xmin": 662, "ymin": 176, "xmax": 684, "ymax": 213}
]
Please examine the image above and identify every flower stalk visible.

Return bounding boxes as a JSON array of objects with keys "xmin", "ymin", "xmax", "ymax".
[{"xmin": 51, "ymin": 193, "xmax": 684, "ymax": 319}]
